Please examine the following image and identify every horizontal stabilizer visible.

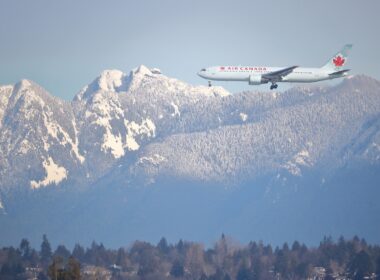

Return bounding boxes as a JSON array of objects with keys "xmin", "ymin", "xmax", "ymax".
[{"xmin": 329, "ymin": 69, "xmax": 351, "ymax": 76}]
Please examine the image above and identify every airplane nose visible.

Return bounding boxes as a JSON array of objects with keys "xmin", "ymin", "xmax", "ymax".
[{"xmin": 197, "ymin": 70, "xmax": 206, "ymax": 78}]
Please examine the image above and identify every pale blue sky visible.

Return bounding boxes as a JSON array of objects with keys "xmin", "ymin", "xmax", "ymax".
[{"xmin": 0, "ymin": 0, "xmax": 379, "ymax": 99}]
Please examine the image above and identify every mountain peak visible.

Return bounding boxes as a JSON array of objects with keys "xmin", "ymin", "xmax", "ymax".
[
  {"xmin": 125, "ymin": 65, "xmax": 160, "ymax": 93},
  {"xmin": 74, "ymin": 69, "xmax": 128, "ymax": 101},
  {"xmin": 11, "ymin": 79, "xmax": 52, "ymax": 105},
  {"xmin": 132, "ymin": 65, "xmax": 153, "ymax": 76},
  {"xmin": 74, "ymin": 65, "xmax": 163, "ymax": 101},
  {"xmin": 14, "ymin": 79, "xmax": 34, "ymax": 91}
]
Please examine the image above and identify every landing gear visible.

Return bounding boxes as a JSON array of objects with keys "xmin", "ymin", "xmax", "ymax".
[
  {"xmin": 270, "ymin": 83, "xmax": 278, "ymax": 90},
  {"xmin": 208, "ymin": 81, "xmax": 212, "ymax": 87}
]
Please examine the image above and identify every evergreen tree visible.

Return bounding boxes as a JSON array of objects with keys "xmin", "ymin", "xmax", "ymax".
[
  {"xmin": 19, "ymin": 238, "xmax": 31, "ymax": 259},
  {"xmin": 291, "ymin": 241, "xmax": 301, "ymax": 252},
  {"xmin": 274, "ymin": 248, "xmax": 290, "ymax": 277},
  {"xmin": 236, "ymin": 265, "xmax": 255, "ymax": 280},
  {"xmin": 349, "ymin": 250, "xmax": 374, "ymax": 280},
  {"xmin": 29, "ymin": 249, "xmax": 40, "ymax": 266},
  {"xmin": 170, "ymin": 260, "xmax": 185, "ymax": 278},
  {"xmin": 40, "ymin": 234, "xmax": 52, "ymax": 266},
  {"xmin": 72, "ymin": 244, "xmax": 85, "ymax": 262},
  {"xmin": 282, "ymin": 242, "xmax": 290, "ymax": 252},
  {"xmin": 54, "ymin": 245, "xmax": 71, "ymax": 260},
  {"xmin": 1, "ymin": 246, "xmax": 25, "ymax": 278},
  {"xmin": 157, "ymin": 237, "xmax": 169, "ymax": 254},
  {"xmin": 116, "ymin": 247, "xmax": 128, "ymax": 268},
  {"xmin": 177, "ymin": 239, "xmax": 185, "ymax": 254}
]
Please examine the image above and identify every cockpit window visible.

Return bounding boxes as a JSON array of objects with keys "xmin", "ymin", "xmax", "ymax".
[{"xmin": 201, "ymin": 68, "xmax": 206, "ymax": 71}]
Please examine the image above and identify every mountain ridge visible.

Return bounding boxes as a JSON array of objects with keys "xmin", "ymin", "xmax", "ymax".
[
  {"xmin": 0, "ymin": 69, "xmax": 379, "ymax": 247},
  {"xmin": 0, "ymin": 70, "xmax": 379, "ymax": 191}
]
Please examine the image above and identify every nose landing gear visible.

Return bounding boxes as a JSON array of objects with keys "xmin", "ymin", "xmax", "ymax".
[{"xmin": 208, "ymin": 81, "xmax": 212, "ymax": 87}]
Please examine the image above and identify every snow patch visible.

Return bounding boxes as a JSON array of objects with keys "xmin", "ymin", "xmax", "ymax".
[
  {"xmin": 364, "ymin": 142, "xmax": 380, "ymax": 161},
  {"xmin": 126, "ymin": 134, "xmax": 140, "ymax": 151},
  {"xmin": 239, "ymin": 113, "xmax": 248, "ymax": 122},
  {"xmin": 93, "ymin": 105, "xmax": 156, "ymax": 155},
  {"xmin": 19, "ymin": 79, "xmax": 31, "ymax": 87},
  {"xmin": 30, "ymin": 157, "xmax": 68, "ymax": 189},
  {"xmin": 18, "ymin": 139, "xmax": 32, "ymax": 154},
  {"xmin": 171, "ymin": 102, "xmax": 181, "ymax": 117},
  {"xmin": 98, "ymin": 70, "xmax": 126, "ymax": 92},
  {"xmin": 42, "ymin": 113, "xmax": 85, "ymax": 163},
  {"xmin": 92, "ymin": 93, "xmax": 124, "ymax": 118},
  {"xmin": 71, "ymin": 119, "xmax": 85, "ymax": 163},
  {"xmin": 283, "ymin": 149, "xmax": 312, "ymax": 176},
  {"xmin": 124, "ymin": 118, "xmax": 156, "ymax": 151},
  {"xmin": 87, "ymin": 93, "xmax": 127, "ymax": 158},
  {"xmin": 102, "ymin": 132, "xmax": 125, "ymax": 158},
  {"xmin": 139, "ymin": 154, "xmax": 167, "ymax": 166},
  {"xmin": 294, "ymin": 150, "xmax": 310, "ymax": 165}
]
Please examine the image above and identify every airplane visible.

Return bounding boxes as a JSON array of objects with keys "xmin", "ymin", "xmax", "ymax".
[{"xmin": 197, "ymin": 44, "xmax": 352, "ymax": 90}]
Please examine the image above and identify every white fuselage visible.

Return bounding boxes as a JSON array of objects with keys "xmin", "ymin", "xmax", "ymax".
[{"xmin": 198, "ymin": 66, "xmax": 346, "ymax": 83}]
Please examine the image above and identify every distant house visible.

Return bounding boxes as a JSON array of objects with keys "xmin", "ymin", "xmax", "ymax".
[
  {"xmin": 82, "ymin": 264, "xmax": 112, "ymax": 280},
  {"xmin": 25, "ymin": 266, "xmax": 43, "ymax": 280},
  {"xmin": 308, "ymin": 267, "xmax": 326, "ymax": 280}
]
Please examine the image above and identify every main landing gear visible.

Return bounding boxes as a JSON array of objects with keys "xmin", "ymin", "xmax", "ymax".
[
  {"xmin": 270, "ymin": 83, "xmax": 278, "ymax": 90},
  {"xmin": 208, "ymin": 81, "xmax": 212, "ymax": 87}
]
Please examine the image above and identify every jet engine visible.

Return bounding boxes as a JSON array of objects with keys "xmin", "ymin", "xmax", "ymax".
[{"xmin": 249, "ymin": 75, "xmax": 267, "ymax": 85}]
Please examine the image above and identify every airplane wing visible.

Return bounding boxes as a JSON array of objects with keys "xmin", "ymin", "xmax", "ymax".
[{"xmin": 262, "ymin": 65, "xmax": 298, "ymax": 81}]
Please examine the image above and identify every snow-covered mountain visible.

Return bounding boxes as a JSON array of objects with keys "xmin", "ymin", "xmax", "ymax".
[
  {"xmin": 0, "ymin": 66, "xmax": 229, "ymax": 193},
  {"xmin": 0, "ymin": 67, "xmax": 379, "ymax": 247},
  {"xmin": 129, "ymin": 76, "xmax": 380, "ymax": 185}
]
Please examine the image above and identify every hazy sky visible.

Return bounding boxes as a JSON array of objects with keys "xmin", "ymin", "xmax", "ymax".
[{"xmin": 1, "ymin": 0, "xmax": 379, "ymax": 100}]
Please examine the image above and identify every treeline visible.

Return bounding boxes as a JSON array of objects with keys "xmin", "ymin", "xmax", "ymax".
[{"xmin": 0, "ymin": 235, "xmax": 380, "ymax": 280}]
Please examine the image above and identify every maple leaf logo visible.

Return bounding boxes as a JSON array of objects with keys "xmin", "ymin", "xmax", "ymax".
[
  {"xmin": 333, "ymin": 55, "xmax": 345, "ymax": 67},
  {"xmin": 220, "ymin": 66, "xmax": 225, "ymax": 70}
]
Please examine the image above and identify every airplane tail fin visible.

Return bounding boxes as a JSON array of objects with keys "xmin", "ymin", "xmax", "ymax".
[{"xmin": 321, "ymin": 44, "xmax": 353, "ymax": 71}]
